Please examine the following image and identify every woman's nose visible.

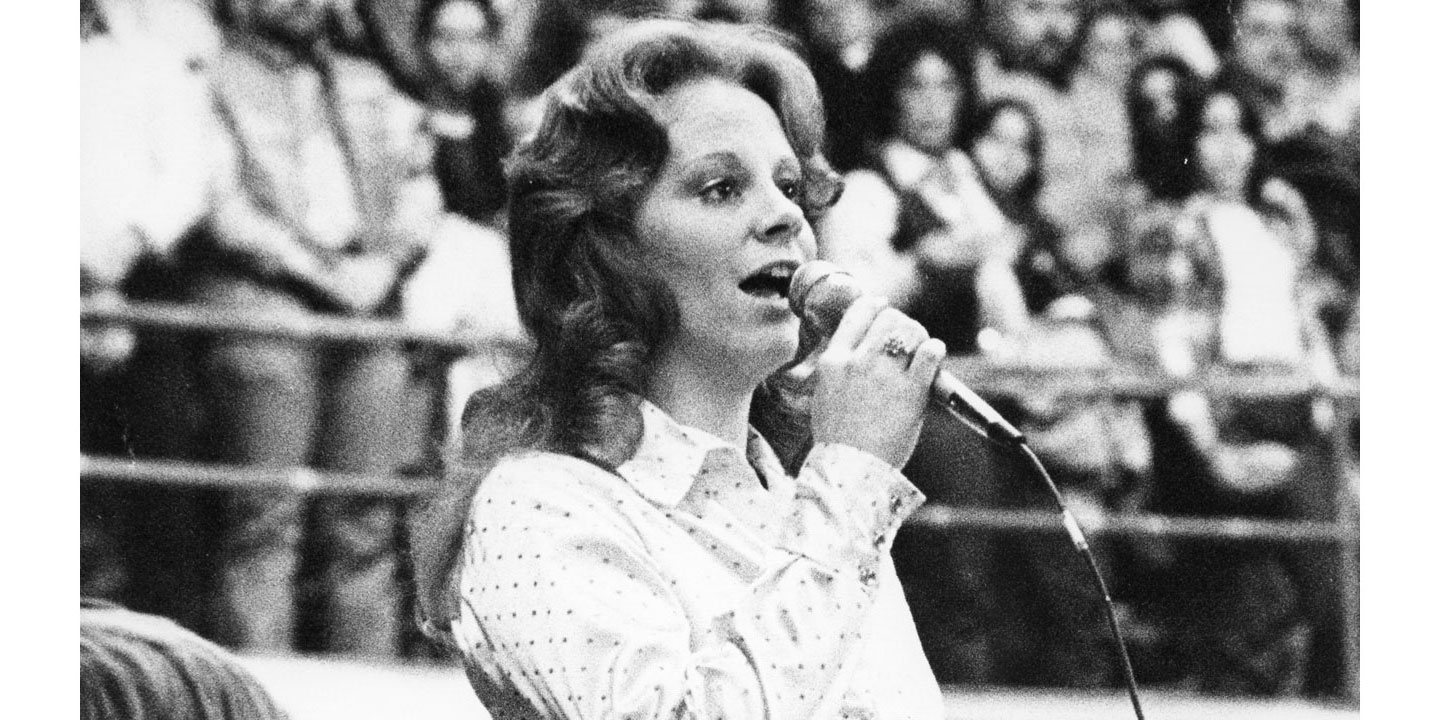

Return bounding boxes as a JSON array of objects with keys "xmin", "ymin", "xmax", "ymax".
[{"xmin": 756, "ymin": 188, "xmax": 804, "ymax": 245}]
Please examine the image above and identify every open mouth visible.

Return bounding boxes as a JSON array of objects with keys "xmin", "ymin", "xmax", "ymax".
[{"xmin": 738, "ymin": 261, "xmax": 797, "ymax": 300}]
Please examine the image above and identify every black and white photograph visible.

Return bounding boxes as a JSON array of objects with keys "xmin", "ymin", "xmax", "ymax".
[{"xmin": 69, "ymin": 1, "xmax": 1371, "ymax": 718}]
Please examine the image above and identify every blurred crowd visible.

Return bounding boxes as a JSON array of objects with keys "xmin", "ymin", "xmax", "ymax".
[{"xmin": 80, "ymin": 0, "xmax": 1360, "ymax": 701}]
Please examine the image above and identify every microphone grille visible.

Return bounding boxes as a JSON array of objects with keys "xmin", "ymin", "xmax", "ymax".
[
  {"xmin": 789, "ymin": 260, "xmax": 862, "ymax": 336},
  {"xmin": 788, "ymin": 260, "xmax": 843, "ymax": 317}
]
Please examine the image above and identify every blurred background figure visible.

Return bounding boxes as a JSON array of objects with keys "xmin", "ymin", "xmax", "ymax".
[
  {"xmin": 781, "ymin": 0, "xmax": 884, "ymax": 172},
  {"xmin": 80, "ymin": 0, "xmax": 230, "ymax": 637},
  {"xmin": 415, "ymin": 0, "xmax": 512, "ymax": 225},
  {"xmin": 1103, "ymin": 82, "xmax": 1342, "ymax": 696},
  {"xmin": 82, "ymin": 599, "xmax": 292, "ymax": 720},
  {"xmin": 1120, "ymin": 55, "xmax": 1206, "ymax": 209},
  {"xmin": 1130, "ymin": 0, "xmax": 1219, "ymax": 78},
  {"xmin": 816, "ymin": 16, "xmax": 1031, "ymax": 685},
  {"xmin": 975, "ymin": 0, "xmax": 1131, "ymax": 296},
  {"xmin": 192, "ymin": 0, "xmax": 442, "ymax": 658},
  {"xmin": 76, "ymin": 0, "xmax": 1361, "ymax": 702},
  {"xmin": 965, "ymin": 94, "xmax": 1155, "ymax": 690},
  {"xmin": 820, "ymin": 16, "xmax": 1027, "ymax": 355}
]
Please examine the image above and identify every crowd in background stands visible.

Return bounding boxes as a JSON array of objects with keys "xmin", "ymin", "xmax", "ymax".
[{"xmin": 80, "ymin": 0, "xmax": 1360, "ymax": 700}]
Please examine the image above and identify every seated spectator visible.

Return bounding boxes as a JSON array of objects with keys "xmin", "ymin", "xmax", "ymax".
[
  {"xmin": 193, "ymin": 0, "xmax": 443, "ymax": 657},
  {"xmin": 1171, "ymin": 85, "xmax": 1335, "ymax": 378},
  {"xmin": 969, "ymin": 100, "xmax": 1074, "ymax": 316},
  {"xmin": 968, "ymin": 96, "xmax": 1155, "ymax": 689},
  {"xmin": 1096, "ymin": 54, "xmax": 1205, "ymax": 275},
  {"xmin": 975, "ymin": 0, "xmax": 1132, "ymax": 283},
  {"xmin": 1122, "ymin": 55, "xmax": 1205, "ymax": 206},
  {"xmin": 81, "ymin": 599, "xmax": 290, "ymax": 720},
  {"xmin": 1095, "ymin": 83, "xmax": 1338, "ymax": 695},
  {"xmin": 818, "ymin": 16, "xmax": 1028, "ymax": 356},
  {"xmin": 817, "ymin": 17, "xmax": 1031, "ymax": 685}
]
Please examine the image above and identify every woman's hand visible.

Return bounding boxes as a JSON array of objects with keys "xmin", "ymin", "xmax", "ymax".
[{"xmin": 809, "ymin": 296, "xmax": 947, "ymax": 468}]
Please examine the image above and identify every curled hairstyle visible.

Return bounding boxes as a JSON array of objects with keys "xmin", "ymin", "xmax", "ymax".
[
  {"xmin": 860, "ymin": 17, "xmax": 978, "ymax": 151},
  {"xmin": 81, "ymin": 603, "xmax": 289, "ymax": 720},
  {"xmin": 410, "ymin": 17, "xmax": 840, "ymax": 642}
]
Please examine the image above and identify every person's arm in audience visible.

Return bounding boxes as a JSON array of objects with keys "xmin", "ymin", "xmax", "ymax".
[{"xmin": 814, "ymin": 170, "xmax": 923, "ymax": 309}]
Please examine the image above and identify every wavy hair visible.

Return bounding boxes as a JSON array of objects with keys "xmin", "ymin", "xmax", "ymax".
[
  {"xmin": 1184, "ymin": 81, "xmax": 1272, "ymax": 205},
  {"xmin": 859, "ymin": 17, "xmax": 978, "ymax": 152},
  {"xmin": 81, "ymin": 602, "xmax": 289, "ymax": 720},
  {"xmin": 410, "ymin": 17, "xmax": 840, "ymax": 643},
  {"xmin": 969, "ymin": 98, "xmax": 1046, "ymax": 208}
]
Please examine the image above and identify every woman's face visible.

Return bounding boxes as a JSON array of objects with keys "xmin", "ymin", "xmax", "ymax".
[
  {"xmin": 424, "ymin": 0, "xmax": 494, "ymax": 93},
  {"xmin": 1195, "ymin": 92, "xmax": 1257, "ymax": 197},
  {"xmin": 972, "ymin": 106, "xmax": 1036, "ymax": 197},
  {"xmin": 894, "ymin": 51, "xmax": 962, "ymax": 155},
  {"xmin": 633, "ymin": 79, "xmax": 817, "ymax": 379}
]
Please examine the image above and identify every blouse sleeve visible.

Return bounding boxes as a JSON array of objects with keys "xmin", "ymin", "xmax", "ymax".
[{"xmin": 452, "ymin": 445, "xmax": 923, "ymax": 719}]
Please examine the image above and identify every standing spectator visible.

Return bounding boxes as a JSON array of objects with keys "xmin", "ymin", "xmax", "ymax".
[
  {"xmin": 196, "ymin": 0, "xmax": 441, "ymax": 657},
  {"xmin": 975, "ymin": 0, "xmax": 1132, "ymax": 282}
]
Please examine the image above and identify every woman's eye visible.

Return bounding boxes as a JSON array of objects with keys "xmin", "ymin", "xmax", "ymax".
[{"xmin": 700, "ymin": 179, "xmax": 739, "ymax": 203}]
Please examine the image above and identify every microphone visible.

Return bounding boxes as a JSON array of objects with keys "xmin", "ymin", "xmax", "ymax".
[{"xmin": 789, "ymin": 260, "xmax": 1025, "ymax": 444}]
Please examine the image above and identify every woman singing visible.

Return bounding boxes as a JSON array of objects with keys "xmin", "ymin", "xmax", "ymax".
[{"xmin": 411, "ymin": 18, "xmax": 948, "ymax": 719}]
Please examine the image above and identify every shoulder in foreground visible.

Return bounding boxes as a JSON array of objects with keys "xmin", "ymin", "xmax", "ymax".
[{"xmin": 472, "ymin": 450, "xmax": 624, "ymax": 507}]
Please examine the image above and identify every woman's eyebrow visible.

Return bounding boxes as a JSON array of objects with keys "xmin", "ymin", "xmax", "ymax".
[{"xmin": 680, "ymin": 151, "xmax": 745, "ymax": 174}]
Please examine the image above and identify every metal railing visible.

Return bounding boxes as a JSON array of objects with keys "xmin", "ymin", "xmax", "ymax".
[{"xmin": 79, "ymin": 299, "xmax": 1360, "ymax": 700}]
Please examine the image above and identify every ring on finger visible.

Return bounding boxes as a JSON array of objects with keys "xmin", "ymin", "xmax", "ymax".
[{"xmin": 882, "ymin": 335, "xmax": 916, "ymax": 359}]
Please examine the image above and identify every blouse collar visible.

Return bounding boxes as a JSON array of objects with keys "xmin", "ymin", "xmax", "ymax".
[{"xmin": 615, "ymin": 398, "xmax": 786, "ymax": 508}]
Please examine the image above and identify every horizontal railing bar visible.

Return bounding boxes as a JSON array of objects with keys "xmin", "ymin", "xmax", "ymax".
[
  {"xmin": 82, "ymin": 301, "xmax": 1358, "ymax": 400},
  {"xmin": 908, "ymin": 504, "xmax": 1356, "ymax": 543},
  {"xmin": 83, "ymin": 455, "xmax": 1356, "ymax": 543},
  {"xmin": 81, "ymin": 456, "xmax": 441, "ymax": 499},
  {"xmin": 81, "ymin": 300, "xmax": 531, "ymax": 357},
  {"xmin": 948, "ymin": 360, "xmax": 1359, "ymax": 401}
]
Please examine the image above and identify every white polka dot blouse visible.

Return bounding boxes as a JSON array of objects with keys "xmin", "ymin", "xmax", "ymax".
[{"xmin": 452, "ymin": 399, "xmax": 945, "ymax": 719}]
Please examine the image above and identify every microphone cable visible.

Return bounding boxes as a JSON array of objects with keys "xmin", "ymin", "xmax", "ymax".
[{"xmin": 999, "ymin": 436, "xmax": 1147, "ymax": 720}]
